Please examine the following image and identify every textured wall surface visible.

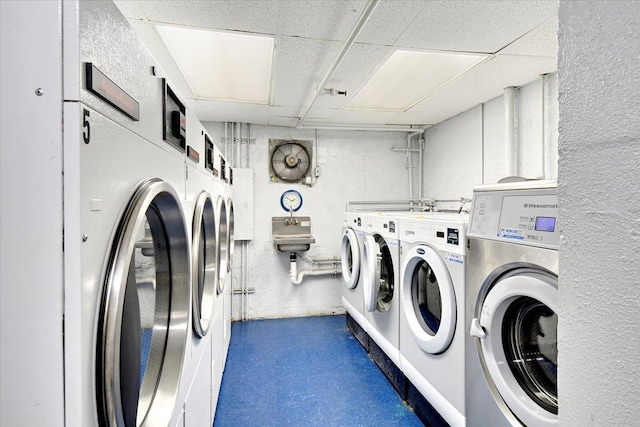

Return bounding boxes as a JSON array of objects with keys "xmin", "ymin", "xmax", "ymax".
[
  {"xmin": 203, "ymin": 123, "xmax": 409, "ymax": 319},
  {"xmin": 558, "ymin": 1, "xmax": 640, "ymax": 424}
]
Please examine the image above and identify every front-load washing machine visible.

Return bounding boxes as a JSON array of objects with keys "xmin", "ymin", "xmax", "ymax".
[
  {"xmin": 362, "ymin": 212, "xmax": 403, "ymax": 387},
  {"xmin": 398, "ymin": 213, "xmax": 469, "ymax": 427},
  {"xmin": 467, "ymin": 180, "xmax": 559, "ymax": 427}
]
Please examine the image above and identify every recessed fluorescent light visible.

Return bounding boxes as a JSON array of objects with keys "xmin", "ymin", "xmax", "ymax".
[
  {"xmin": 156, "ymin": 25, "xmax": 274, "ymax": 104},
  {"xmin": 349, "ymin": 50, "xmax": 487, "ymax": 111}
]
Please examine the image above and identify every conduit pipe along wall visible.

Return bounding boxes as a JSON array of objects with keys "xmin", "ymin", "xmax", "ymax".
[
  {"xmin": 504, "ymin": 86, "xmax": 517, "ymax": 177},
  {"xmin": 296, "ymin": 0, "xmax": 379, "ymax": 128}
]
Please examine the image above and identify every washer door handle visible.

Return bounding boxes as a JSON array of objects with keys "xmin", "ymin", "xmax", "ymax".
[{"xmin": 470, "ymin": 318, "xmax": 486, "ymax": 339}]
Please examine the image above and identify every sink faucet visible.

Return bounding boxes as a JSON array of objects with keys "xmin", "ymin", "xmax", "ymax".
[{"xmin": 286, "ymin": 207, "xmax": 298, "ymax": 225}]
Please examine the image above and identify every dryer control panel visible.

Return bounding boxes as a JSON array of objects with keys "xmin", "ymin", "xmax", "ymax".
[{"xmin": 469, "ymin": 184, "xmax": 559, "ymax": 249}]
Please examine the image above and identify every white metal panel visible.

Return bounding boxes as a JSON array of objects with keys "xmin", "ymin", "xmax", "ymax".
[
  {"xmin": 0, "ymin": 2, "xmax": 65, "ymax": 426},
  {"xmin": 231, "ymin": 168, "xmax": 254, "ymax": 241},
  {"xmin": 183, "ymin": 344, "xmax": 212, "ymax": 427}
]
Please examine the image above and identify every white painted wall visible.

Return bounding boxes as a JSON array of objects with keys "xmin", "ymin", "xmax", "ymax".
[
  {"xmin": 202, "ymin": 123, "xmax": 409, "ymax": 319},
  {"xmin": 558, "ymin": 1, "xmax": 640, "ymax": 425},
  {"xmin": 422, "ymin": 75, "xmax": 559, "ymax": 201},
  {"xmin": 424, "ymin": 105, "xmax": 483, "ymax": 200}
]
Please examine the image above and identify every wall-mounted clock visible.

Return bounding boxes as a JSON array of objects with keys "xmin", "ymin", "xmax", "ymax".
[{"xmin": 280, "ymin": 189, "xmax": 303, "ymax": 212}]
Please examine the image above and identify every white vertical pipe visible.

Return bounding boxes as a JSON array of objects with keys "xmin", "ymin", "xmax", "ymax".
[
  {"xmin": 481, "ymin": 103, "xmax": 486, "ymax": 184},
  {"xmin": 236, "ymin": 122, "xmax": 241, "ymax": 168},
  {"xmin": 246, "ymin": 123, "xmax": 251, "ymax": 168},
  {"xmin": 504, "ymin": 86, "xmax": 516, "ymax": 177},
  {"xmin": 541, "ymin": 74, "xmax": 546, "ymax": 179},
  {"xmin": 224, "ymin": 122, "xmax": 228, "ymax": 158},
  {"xmin": 406, "ymin": 132, "xmax": 413, "ymax": 200},
  {"xmin": 419, "ymin": 135, "xmax": 424, "ymax": 199}
]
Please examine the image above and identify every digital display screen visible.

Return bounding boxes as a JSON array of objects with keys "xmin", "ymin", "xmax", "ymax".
[{"xmin": 535, "ymin": 216, "xmax": 556, "ymax": 232}]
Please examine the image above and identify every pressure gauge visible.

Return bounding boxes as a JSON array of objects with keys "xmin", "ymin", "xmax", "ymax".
[{"xmin": 280, "ymin": 189, "xmax": 303, "ymax": 212}]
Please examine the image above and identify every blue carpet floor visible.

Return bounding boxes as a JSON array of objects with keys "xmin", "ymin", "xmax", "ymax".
[{"xmin": 214, "ymin": 314, "xmax": 422, "ymax": 426}]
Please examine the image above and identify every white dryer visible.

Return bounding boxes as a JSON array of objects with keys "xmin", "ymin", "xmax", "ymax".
[
  {"xmin": 398, "ymin": 213, "xmax": 469, "ymax": 427},
  {"xmin": 467, "ymin": 181, "xmax": 559, "ymax": 427},
  {"xmin": 71, "ymin": 106, "xmax": 190, "ymax": 427},
  {"xmin": 362, "ymin": 213, "xmax": 402, "ymax": 370}
]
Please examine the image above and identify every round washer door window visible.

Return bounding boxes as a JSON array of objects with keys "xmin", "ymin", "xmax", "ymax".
[
  {"xmin": 97, "ymin": 178, "xmax": 190, "ymax": 427},
  {"xmin": 191, "ymin": 191, "xmax": 219, "ymax": 338},
  {"xmin": 401, "ymin": 245, "xmax": 456, "ymax": 354},
  {"xmin": 476, "ymin": 270, "xmax": 558, "ymax": 426},
  {"xmin": 341, "ymin": 228, "xmax": 360, "ymax": 289}
]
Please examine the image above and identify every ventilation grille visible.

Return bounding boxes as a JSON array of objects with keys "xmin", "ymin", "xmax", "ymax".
[{"xmin": 269, "ymin": 139, "xmax": 313, "ymax": 184}]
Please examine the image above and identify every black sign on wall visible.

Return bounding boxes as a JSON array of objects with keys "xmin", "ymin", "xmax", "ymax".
[{"xmin": 85, "ymin": 63, "xmax": 139, "ymax": 121}]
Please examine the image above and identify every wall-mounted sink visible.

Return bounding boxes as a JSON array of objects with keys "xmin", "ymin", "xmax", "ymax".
[{"xmin": 272, "ymin": 216, "xmax": 315, "ymax": 252}]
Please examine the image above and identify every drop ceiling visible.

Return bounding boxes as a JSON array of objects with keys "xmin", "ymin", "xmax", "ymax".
[{"xmin": 114, "ymin": 0, "xmax": 558, "ymax": 129}]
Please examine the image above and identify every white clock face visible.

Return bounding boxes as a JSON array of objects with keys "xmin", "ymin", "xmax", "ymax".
[{"xmin": 282, "ymin": 190, "xmax": 302, "ymax": 211}]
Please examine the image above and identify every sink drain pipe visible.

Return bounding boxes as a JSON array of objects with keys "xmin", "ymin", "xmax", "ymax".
[{"xmin": 289, "ymin": 253, "xmax": 341, "ymax": 285}]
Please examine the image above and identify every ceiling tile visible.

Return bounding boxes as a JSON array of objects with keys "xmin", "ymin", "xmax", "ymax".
[
  {"xmin": 279, "ymin": 0, "xmax": 365, "ymax": 41},
  {"xmin": 500, "ymin": 18, "xmax": 558, "ymax": 57},
  {"xmin": 407, "ymin": 54, "xmax": 557, "ymax": 123},
  {"xmin": 356, "ymin": 0, "xmax": 427, "ymax": 46},
  {"xmin": 268, "ymin": 115, "xmax": 299, "ymax": 127},
  {"xmin": 271, "ymin": 36, "xmax": 342, "ymax": 107},
  {"xmin": 329, "ymin": 109, "xmax": 402, "ymax": 124},
  {"xmin": 189, "ymin": 99, "xmax": 270, "ymax": 125},
  {"xmin": 138, "ymin": 0, "xmax": 282, "ymax": 34},
  {"xmin": 386, "ymin": 111, "xmax": 434, "ymax": 126},
  {"xmin": 113, "ymin": 1, "xmax": 147, "ymax": 21},
  {"xmin": 396, "ymin": 0, "xmax": 557, "ymax": 53},
  {"xmin": 116, "ymin": 0, "xmax": 559, "ymax": 128},
  {"xmin": 314, "ymin": 43, "xmax": 391, "ymax": 108}
]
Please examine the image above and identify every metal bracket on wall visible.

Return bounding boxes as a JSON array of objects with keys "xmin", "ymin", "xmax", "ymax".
[{"xmin": 232, "ymin": 288, "xmax": 256, "ymax": 295}]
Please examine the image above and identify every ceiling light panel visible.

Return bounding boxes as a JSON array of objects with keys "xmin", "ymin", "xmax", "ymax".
[
  {"xmin": 348, "ymin": 50, "xmax": 487, "ymax": 111},
  {"xmin": 157, "ymin": 25, "xmax": 274, "ymax": 103}
]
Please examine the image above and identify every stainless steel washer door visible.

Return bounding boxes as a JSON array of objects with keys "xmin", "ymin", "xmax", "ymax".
[
  {"xmin": 191, "ymin": 191, "xmax": 219, "ymax": 338},
  {"xmin": 215, "ymin": 196, "xmax": 228, "ymax": 294},
  {"xmin": 471, "ymin": 268, "xmax": 558, "ymax": 427},
  {"xmin": 97, "ymin": 178, "xmax": 190, "ymax": 427},
  {"xmin": 226, "ymin": 197, "xmax": 235, "ymax": 273}
]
